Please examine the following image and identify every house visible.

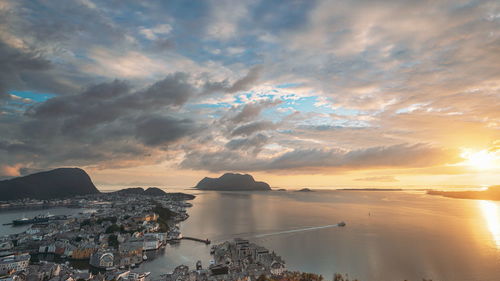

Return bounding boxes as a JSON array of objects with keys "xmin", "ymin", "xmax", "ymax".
[
  {"xmin": 0, "ymin": 253, "xmax": 30, "ymax": 276},
  {"xmin": 71, "ymin": 243, "xmax": 98, "ymax": 260},
  {"xmin": 26, "ymin": 262, "xmax": 61, "ymax": 281},
  {"xmin": 254, "ymin": 247, "xmax": 270, "ymax": 263}
]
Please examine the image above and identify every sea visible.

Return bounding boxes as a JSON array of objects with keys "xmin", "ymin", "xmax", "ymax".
[{"xmin": 1, "ymin": 190, "xmax": 500, "ymax": 281}]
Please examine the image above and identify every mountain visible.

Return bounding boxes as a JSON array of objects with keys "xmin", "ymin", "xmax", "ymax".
[
  {"xmin": 113, "ymin": 187, "xmax": 167, "ymax": 196},
  {"xmin": 195, "ymin": 173, "xmax": 271, "ymax": 191},
  {"xmin": 0, "ymin": 168, "xmax": 100, "ymax": 201},
  {"xmin": 428, "ymin": 185, "xmax": 500, "ymax": 201}
]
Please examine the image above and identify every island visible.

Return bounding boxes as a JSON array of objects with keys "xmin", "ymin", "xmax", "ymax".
[
  {"xmin": 0, "ymin": 167, "xmax": 100, "ymax": 201},
  {"xmin": 112, "ymin": 187, "xmax": 196, "ymax": 200},
  {"xmin": 112, "ymin": 187, "xmax": 168, "ymax": 196},
  {"xmin": 339, "ymin": 188, "xmax": 403, "ymax": 191},
  {"xmin": 296, "ymin": 188, "xmax": 313, "ymax": 192},
  {"xmin": 195, "ymin": 173, "xmax": 271, "ymax": 191},
  {"xmin": 428, "ymin": 185, "xmax": 500, "ymax": 201}
]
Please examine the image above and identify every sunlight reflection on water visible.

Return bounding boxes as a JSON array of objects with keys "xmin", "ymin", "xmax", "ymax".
[{"xmin": 479, "ymin": 200, "xmax": 500, "ymax": 249}]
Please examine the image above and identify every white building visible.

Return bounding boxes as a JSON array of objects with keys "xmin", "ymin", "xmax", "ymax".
[{"xmin": 143, "ymin": 238, "xmax": 160, "ymax": 251}]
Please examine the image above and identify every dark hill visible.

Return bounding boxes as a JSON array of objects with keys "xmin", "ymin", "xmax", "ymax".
[
  {"xmin": 195, "ymin": 173, "xmax": 271, "ymax": 191},
  {"xmin": 113, "ymin": 187, "xmax": 167, "ymax": 196},
  {"xmin": 144, "ymin": 187, "xmax": 167, "ymax": 196},
  {"xmin": 0, "ymin": 168, "xmax": 99, "ymax": 201},
  {"xmin": 428, "ymin": 185, "xmax": 500, "ymax": 201}
]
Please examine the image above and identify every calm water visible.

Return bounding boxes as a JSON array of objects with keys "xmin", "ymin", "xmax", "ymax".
[
  {"xmin": 140, "ymin": 190, "xmax": 500, "ymax": 281},
  {"xmin": 2, "ymin": 191, "xmax": 500, "ymax": 281}
]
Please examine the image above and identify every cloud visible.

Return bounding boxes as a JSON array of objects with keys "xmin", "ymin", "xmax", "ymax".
[
  {"xmin": 231, "ymin": 121, "xmax": 278, "ymax": 136},
  {"xmin": 140, "ymin": 24, "xmax": 172, "ymax": 40},
  {"xmin": 27, "ymin": 73, "xmax": 195, "ymax": 128},
  {"xmin": 201, "ymin": 65, "xmax": 263, "ymax": 95},
  {"xmin": 225, "ymin": 133, "xmax": 269, "ymax": 154},
  {"xmin": 226, "ymin": 66, "xmax": 262, "ymax": 93},
  {"xmin": 0, "ymin": 164, "xmax": 22, "ymax": 178},
  {"xmin": 228, "ymin": 99, "xmax": 280, "ymax": 124},
  {"xmin": 134, "ymin": 115, "xmax": 195, "ymax": 146},
  {"xmin": 0, "ymin": 41, "xmax": 51, "ymax": 100},
  {"xmin": 354, "ymin": 176, "xmax": 399, "ymax": 182},
  {"xmin": 181, "ymin": 143, "xmax": 461, "ymax": 172},
  {"xmin": 1, "ymin": 73, "xmax": 203, "ymax": 170},
  {"xmin": 0, "ymin": 0, "xmax": 498, "ymax": 186}
]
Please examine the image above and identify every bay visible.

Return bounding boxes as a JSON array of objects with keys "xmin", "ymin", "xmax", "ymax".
[
  {"xmin": 2, "ymin": 190, "xmax": 500, "ymax": 281},
  {"xmin": 141, "ymin": 190, "xmax": 500, "ymax": 281}
]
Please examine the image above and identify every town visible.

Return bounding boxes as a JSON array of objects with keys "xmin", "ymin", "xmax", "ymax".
[
  {"xmin": 1, "ymin": 192, "xmax": 345, "ymax": 281},
  {"xmin": 161, "ymin": 238, "xmax": 287, "ymax": 281},
  {"xmin": 1, "ymin": 191, "xmax": 193, "ymax": 281}
]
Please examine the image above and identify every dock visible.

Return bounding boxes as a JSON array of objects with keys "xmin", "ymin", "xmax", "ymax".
[{"xmin": 180, "ymin": 237, "xmax": 211, "ymax": 244}]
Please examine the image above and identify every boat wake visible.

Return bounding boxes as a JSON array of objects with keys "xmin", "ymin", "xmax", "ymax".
[
  {"xmin": 212, "ymin": 222, "xmax": 345, "ymax": 243},
  {"xmin": 254, "ymin": 223, "xmax": 341, "ymax": 238}
]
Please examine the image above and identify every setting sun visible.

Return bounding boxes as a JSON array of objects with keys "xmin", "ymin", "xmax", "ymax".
[{"xmin": 461, "ymin": 149, "xmax": 499, "ymax": 170}]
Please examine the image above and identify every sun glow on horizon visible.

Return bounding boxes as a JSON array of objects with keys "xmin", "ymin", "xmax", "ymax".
[{"xmin": 460, "ymin": 149, "xmax": 499, "ymax": 171}]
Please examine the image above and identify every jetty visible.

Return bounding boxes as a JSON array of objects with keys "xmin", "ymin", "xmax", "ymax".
[{"xmin": 181, "ymin": 237, "xmax": 211, "ymax": 244}]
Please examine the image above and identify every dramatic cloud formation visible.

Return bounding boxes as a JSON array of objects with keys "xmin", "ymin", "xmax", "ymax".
[
  {"xmin": 0, "ymin": 0, "xmax": 498, "ymax": 188},
  {"xmin": 181, "ymin": 143, "xmax": 460, "ymax": 172}
]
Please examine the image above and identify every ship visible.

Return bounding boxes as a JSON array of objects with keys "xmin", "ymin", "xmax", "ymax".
[
  {"xmin": 12, "ymin": 213, "xmax": 54, "ymax": 225},
  {"xmin": 338, "ymin": 221, "xmax": 346, "ymax": 227}
]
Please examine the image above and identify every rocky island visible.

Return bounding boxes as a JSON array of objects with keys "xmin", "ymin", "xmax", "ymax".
[
  {"xmin": 0, "ymin": 168, "xmax": 100, "ymax": 201},
  {"xmin": 195, "ymin": 173, "xmax": 271, "ymax": 191},
  {"xmin": 428, "ymin": 185, "xmax": 500, "ymax": 201}
]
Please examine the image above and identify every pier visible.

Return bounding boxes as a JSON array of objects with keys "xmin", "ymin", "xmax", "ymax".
[{"xmin": 181, "ymin": 237, "xmax": 211, "ymax": 244}]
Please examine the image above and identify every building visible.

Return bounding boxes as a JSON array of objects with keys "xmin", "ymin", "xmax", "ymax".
[
  {"xmin": 114, "ymin": 268, "xmax": 151, "ymax": 281},
  {"xmin": 131, "ymin": 213, "xmax": 158, "ymax": 223},
  {"xmin": 89, "ymin": 251, "xmax": 114, "ymax": 269},
  {"xmin": 0, "ymin": 253, "xmax": 30, "ymax": 276},
  {"xmin": 26, "ymin": 262, "xmax": 61, "ymax": 281},
  {"xmin": 270, "ymin": 261, "xmax": 286, "ymax": 276},
  {"xmin": 143, "ymin": 237, "xmax": 160, "ymax": 251},
  {"xmin": 144, "ymin": 213, "xmax": 158, "ymax": 222},
  {"xmin": 255, "ymin": 247, "xmax": 270, "ymax": 263},
  {"xmin": 118, "ymin": 242, "xmax": 143, "ymax": 267},
  {"xmin": 71, "ymin": 243, "xmax": 98, "ymax": 260}
]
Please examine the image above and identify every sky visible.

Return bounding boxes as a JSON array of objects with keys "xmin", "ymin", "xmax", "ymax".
[{"xmin": 0, "ymin": 0, "xmax": 499, "ymax": 189}]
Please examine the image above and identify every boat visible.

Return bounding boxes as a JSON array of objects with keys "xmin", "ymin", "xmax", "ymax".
[
  {"xmin": 143, "ymin": 254, "xmax": 148, "ymax": 260},
  {"xmin": 338, "ymin": 221, "xmax": 346, "ymax": 227},
  {"xmin": 12, "ymin": 213, "xmax": 53, "ymax": 225}
]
